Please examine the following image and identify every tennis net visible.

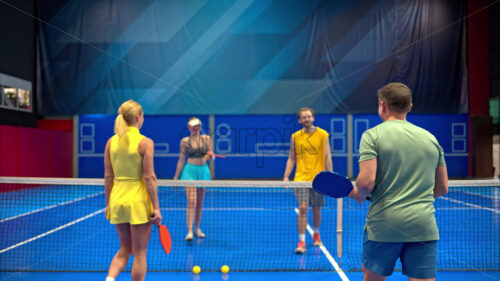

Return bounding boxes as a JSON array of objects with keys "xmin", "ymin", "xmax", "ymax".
[{"xmin": 0, "ymin": 177, "xmax": 498, "ymax": 272}]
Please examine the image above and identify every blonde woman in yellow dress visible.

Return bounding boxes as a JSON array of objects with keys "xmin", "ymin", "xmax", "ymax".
[
  {"xmin": 104, "ymin": 100, "xmax": 162, "ymax": 281},
  {"xmin": 173, "ymin": 117, "xmax": 214, "ymax": 241}
]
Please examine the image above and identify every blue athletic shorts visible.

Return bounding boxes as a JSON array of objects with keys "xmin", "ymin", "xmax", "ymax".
[
  {"xmin": 362, "ymin": 232, "xmax": 438, "ymax": 278},
  {"xmin": 180, "ymin": 163, "xmax": 211, "ymax": 183}
]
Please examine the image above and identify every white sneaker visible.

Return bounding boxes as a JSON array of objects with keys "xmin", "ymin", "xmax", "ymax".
[
  {"xmin": 185, "ymin": 232, "xmax": 193, "ymax": 241},
  {"xmin": 194, "ymin": 228, "xmax": 206, "ymax": 238}
]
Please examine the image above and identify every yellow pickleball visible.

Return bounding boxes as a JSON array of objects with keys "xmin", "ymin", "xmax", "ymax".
[
  {"xmin": 221, "ymin": 265, "xmax": 229, "ymax": 274},
  {"xmin": 192, "ymin": 265, "xmax": 201, "ymax": 274}
]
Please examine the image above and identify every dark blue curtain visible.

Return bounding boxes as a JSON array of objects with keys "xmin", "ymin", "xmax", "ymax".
[{"xmin": 37, "ymin": 0, "xmax": 468, "ymax": 115}]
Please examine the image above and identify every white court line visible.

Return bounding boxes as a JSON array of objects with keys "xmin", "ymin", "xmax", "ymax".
[
  {"xmin": 450, "ymin": 189, "xmax": 498, "ymax": 200},
  {"xmin": 162, "ymin": 207, "xmax": 271, "ymax": 211},
  {"xmin": 440, "ymin": 197, "xmax": 500, "ymax": 214},
  {"xmin": 0, "ymin": 208, "xmax": 104, "ymax": 254},
  {"xmin": 0, "ymin": 191, "xmax": 104, "ymax": 223},
  {"xmin": 437, "ymin": 207, "xmax": 497, "ymax": 211},
  {"xmin": 294, "ymin": 208, "xmax": 349, "ymax": 281}
]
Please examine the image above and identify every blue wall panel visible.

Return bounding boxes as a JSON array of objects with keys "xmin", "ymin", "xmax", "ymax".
[
  {"xmin": 78, "ymin": 114, "xmax": 468, "ymax": 178},
  {"xmin": 351, "ymin": 114, "xmax": 468, "ymax": 178}
]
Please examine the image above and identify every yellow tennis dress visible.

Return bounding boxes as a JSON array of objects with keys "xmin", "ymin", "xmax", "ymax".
[{"xmin": 108, "ymin": 127, "xmax": 153, "ymax": 225}]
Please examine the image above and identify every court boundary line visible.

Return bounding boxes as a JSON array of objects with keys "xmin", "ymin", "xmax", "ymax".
[
  {"xmin": 0, "ymin": 208, "xmax": 104, "ymax": 254},
  {"xmin": 0, "ymin": 223, "xmax": 112, "ymax": 281},
  {"xmin": 450, "ymin": 189, "xmax": 497, "ymax": 200},
  {"xmin": 0, "ymin": 191, "xmax": 104, "ymax": 223},
  {"xmin": 439, "ymin": 197, "xmax": 499, "ymax": 214},
  {"xmin": 162, "ymin": 207, "xmax": 273, "ymax": 211},
  {"xmin": 294, "ymin": 208, "xmax": 349, "ymax": 281},
  {"xmin": 436, "ymin": 207, "xmax": 498, "ymax": 211}
]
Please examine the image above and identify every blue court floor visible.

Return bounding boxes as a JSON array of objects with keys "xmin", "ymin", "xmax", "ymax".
[
  {"xmin": 1, "ymin": 184, "xmax": 499, "ymax": 280},
  {"xmin": 1, "ymin": 271, "xmax": 500, "ymax": 281}
]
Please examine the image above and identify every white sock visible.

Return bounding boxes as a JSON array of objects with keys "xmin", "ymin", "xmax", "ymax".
[
  {"xmin": 105, "ymin": 277, "xmax": 115, "ymax": 281},
  {"xmin": 314, "ymin": 228, "xmax": 319, "ymax": 233},
  {"xmin": 299, "ymin": 234, "xmax": 305, "ymax": 242}
]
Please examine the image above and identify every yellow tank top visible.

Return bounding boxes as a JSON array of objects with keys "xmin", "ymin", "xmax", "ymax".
[
  {"xmin": 110, "ymin": 127, "xmax": 144, "ymax": 181},
  {"xmin": 293, "ymin": 127, "xmax": 329, "ymax": 182},
  {"xmin": 108, "ymin": 127, "xmax": 152, "ymax": 224}
]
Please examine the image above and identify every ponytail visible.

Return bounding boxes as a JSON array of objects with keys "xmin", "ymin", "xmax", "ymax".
[
  {"xmin": 114, "ymin": 114, "xmax": 128, "ymax": 137},
  {"xmin": 114, "ymin": 100, "xmax": 143, "ymax": 137}
]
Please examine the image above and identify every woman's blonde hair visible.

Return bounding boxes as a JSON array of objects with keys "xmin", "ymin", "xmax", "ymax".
[{"xmin": 114, "ymin": 100, "xmax": 143, "ymax": 137}]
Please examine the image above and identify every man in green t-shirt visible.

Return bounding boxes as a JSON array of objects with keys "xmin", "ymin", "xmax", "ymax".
[{"xmin": 349, "ymin": 82, "xmax": 449, "ymax": 281}]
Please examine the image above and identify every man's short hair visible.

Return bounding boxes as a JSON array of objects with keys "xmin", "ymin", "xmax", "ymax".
[
  {"xmin": 297, "ymin": 107, "xmax": 315, "ymax": 119},
  {"xmin": 377, "ymin": 82, "xmax": 412, "ymax": 113}
]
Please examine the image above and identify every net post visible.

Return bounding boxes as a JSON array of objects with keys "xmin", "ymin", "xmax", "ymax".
[
  {"xmin": 73, "ymin": 114, "xmax": 79, "ymax": 178},
  {"xmin": 336, "ymin": 197, "xmax": 343, "ymax": 264},
  {"xmin": 347, "ymin": 114, "xmax": 353, "ymax": 178},
  {"xmin": 209, "ymin": 114, "xmax": 215, "ymax": 178}
]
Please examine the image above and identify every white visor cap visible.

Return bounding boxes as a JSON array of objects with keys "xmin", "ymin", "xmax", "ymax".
[{"xmin": 188, "ymin": 118, "xmax": 201, "ymax": 127}]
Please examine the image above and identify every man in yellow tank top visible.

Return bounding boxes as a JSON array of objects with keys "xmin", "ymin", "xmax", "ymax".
[{"xmin": 284, "ymin": 108, "xmax": 333, "ymax": 254}]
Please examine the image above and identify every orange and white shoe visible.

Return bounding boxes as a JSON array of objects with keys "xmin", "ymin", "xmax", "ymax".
[
  {"xmin": 295, "ymin": 241, "xmax": 306, "ymax": 254},
  {"xmin": 313, "ymin": 232, "xmax": 322, "ymax": 246}
]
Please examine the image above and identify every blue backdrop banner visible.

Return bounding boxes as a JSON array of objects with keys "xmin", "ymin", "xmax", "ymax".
[
  {"xmin": 38, "ymin": 0, "xmax": 467, "ymax": 115},
  {"xmin": 78, "ymin": 114, "xmax": 468, "ymax": 178}
]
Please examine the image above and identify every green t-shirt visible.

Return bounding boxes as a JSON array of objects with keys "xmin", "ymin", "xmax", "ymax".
[{"xmin": 359, "ymin": 120, "xmax": 446, "ymax": 242}]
